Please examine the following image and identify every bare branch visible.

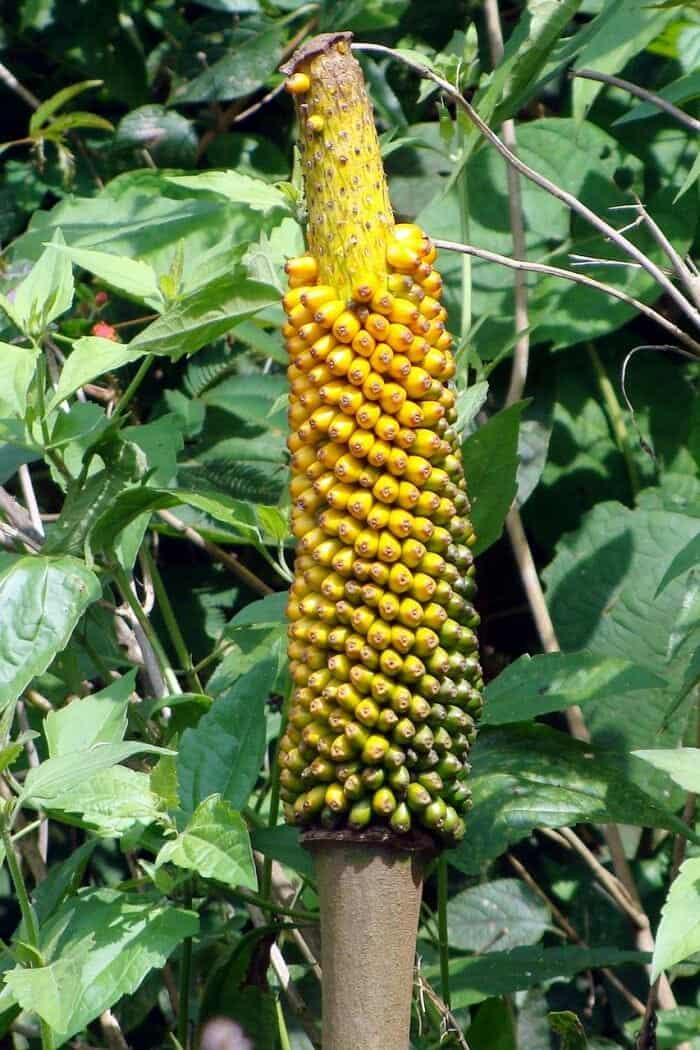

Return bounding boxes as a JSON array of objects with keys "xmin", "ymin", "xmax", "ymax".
[
  {"xmin": 352, "ymin": 42, "xmax": 700, "ymax": 333},
  {"xmin": 433, "ymin": 237, "xmax": 700, "ymax": 355},
  {"xmin": 508, "ymin": 853, "xmax": 646, "ymax": 1015},
  {"xmin": 483, "ymin": 0, "xmax": 529, "ymax": 407},
  {"xmin": 157, "ymin": 509, "xmax": 273, "ymax": 596},
  {"xmin": 0, "ymin": 60, "xmax": 40, "ymax": 110},
  {"xmin": 630, "ymin": 192, "xmax": 700, "ymax": 310},
  {"xmin": 571, "ymin": 67, "xmax": 700, "ymax": 135},
  {"xmin": 18, "ymin": 466, "xmax": 44, "ymax": 539}
]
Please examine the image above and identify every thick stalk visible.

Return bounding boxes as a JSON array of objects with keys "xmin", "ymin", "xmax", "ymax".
[{"xmin": 306, "ymin": 834, "xmax": 431, "ymax": 1050}]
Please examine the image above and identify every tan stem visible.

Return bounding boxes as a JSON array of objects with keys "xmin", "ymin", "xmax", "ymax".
[{"xmin": 307, "ymin": 836, "xmax": 430, "ymax": 1050}]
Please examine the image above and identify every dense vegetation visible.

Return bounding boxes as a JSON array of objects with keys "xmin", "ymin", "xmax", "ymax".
[{"xmin": 0, "ymin": 1, "xmax": 698, "ymax": 1047}]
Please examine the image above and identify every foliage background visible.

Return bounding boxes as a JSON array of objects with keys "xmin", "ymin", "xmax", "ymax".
[{"xmin": 0, "ymin": 0, "xmax": 698, "ymax": 1047}]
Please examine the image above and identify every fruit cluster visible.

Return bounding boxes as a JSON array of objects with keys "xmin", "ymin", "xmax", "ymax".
[{"xmin": 280, "ymin": 223, "xmax": 483, "ymax": 844}]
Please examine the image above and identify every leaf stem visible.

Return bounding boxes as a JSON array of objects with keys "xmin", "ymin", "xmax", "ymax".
[
  {"xmin": 436, "ymin": 855, "xmax": 451, "ymax": 1009},
  {"xmin": 232, "ymin": 886, "xmax": 318, "ymax": 924},
  {"xmin": 111, "ymin": 561, "xmax": 181, "ymax": 695},
  {"xmin": 110, "ymin": 356, "xmax": 153, "ymax": 424},
  {"xmin": 177, "ymin": 887, "xmax": 193, "ymax": 1050},
  {"xmin": 262, "ymin": 681, "xmax": 291, "ymax": 912},
  {"xmin": 276, "ymin": 997, "xmax": 292, "ymax": 1050},
  {"xmin": 0, "ymin": 817, "xmax": 55, "ymax": 1050},
  {"xmin": 141, "ymin": 543, "xmax": 203, "ymax": 693}
]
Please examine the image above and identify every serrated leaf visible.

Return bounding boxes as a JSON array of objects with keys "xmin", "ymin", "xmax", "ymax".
[
  {"xmin": 45, "ymin": 670, "xmax": 135, "ymax": 756},
  {"xmin": 51, "ymin": 245, "xmax": 162, "ymax": 306},
  {"xmin": 652, "ymin": 856, "xmax": 700, "ymax": 978},
  {"xmin": 446, "ymin": 879, "xmax": 550, "ymax": 953},
  {"xmin": 5, "ymin": 937, "xmax": 93, "ymax": 1032},
  {"xmin": 157, "ymin": 795, "xmax": 257, "ymax": 889},
  {"xmin": 12, "ymin": 229, "xmax": 74, "ymax": 337},
  {"xmin": 0, "ymin": 555, "xmax": 100, "ymax": 709},
  {"xmin": 20, "ymin": 741, "xmax": 171, "ymax": 806},
  {"xmin": 0, "ymin": 343, "xmax": 40, "ymax": 417},
  {"xmin": 178, "ymin": 657, "xmax": 276, "ymax": 818},
  {"xmin": 127, "ymin": 272, "xmax": 277, "ymax": 360},
  {"xmin": 48, "ymin": 337, "xmax": 144, "ymax": 408},
  {"xmin": 166, "ymin": 171, "xmax": 290, "ymax": 215},
  {"xmin": 90, "ymin": 485, "xmax": 285, "ymax": 554},
  {"xmin": 483, "ymin": 653, "xmax": 665, "ymax": 725},
  {"xmin": 6, "ymin": 887, "xmax": 198, "ymax": 1042},
  {"xmin": 44, "ymin": 766, "xmax": 163, "ymax": 837}
]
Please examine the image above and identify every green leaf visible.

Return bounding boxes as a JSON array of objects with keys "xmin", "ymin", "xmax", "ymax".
[
  {"xmin": 614, "ymin": 70, "xmax": 700, "ymax": 125},
  {"xmin": 51, "ymin": 245, "xmax": 162, "ymax": 306},
  {"xmin": 171, "ymin": 28, "xmax": 282, "ymax": 104},
  {"xmin": 127, "ymin": 272, "xmax": 278, "ymax": 361},
  {"xmin": 462, "ymin": 401, "xmax": 528, "ymax": 554},
  {"xmin": 625, "ymin": 1007, "xmax": 700, "ymax": 1048},
  {"xmin": 452, "ymin": 724, "xmax": 694, "ymax": 874},
  {"xmin": 492, "ymin": 0, "xmax": 585, "ymax": 122},
  {"xmin": 43, "ymin": 438, "xmax": 148, "ymax": 557},
  {"xmin": 652, "ymin": 856, "xmax": 700, "ymax": 978},
  {"xmin": 45, "ymin": 670, "xmax": 136, "ymax": 756},
  {"xmin": 31, "ymin": 840, "xmax": 96, "ymax": 926},
  {"xmin": 250, "ymin": 825, "xmax": 315, "ymax": 881},
  {"xmin": 91, "ymin": 485, "xmax": 286, "ymax": 554},
  {"xmin": 543, "ymin": 502, "xmax": 700, "ymax": 749},
  {"xmin": 572, "ymin": 1, "xmax": 676, "ymax": 120},
  {"xmin": 29, "ymin": 79, "xmax": 103, "ymax": 134},
  {"xmin": 632, "ymin": 748, "xmax": 700, "ymax": 794},
  {"xmin": 6, "ymin": 887, "xmax": 198, "ymax": 1043},
  {"xmin": 42, "ymin": 112, "xmax": 113, "ymax": 137},
  {"xmin": 114, "ymin": 106, "xmax": 198, "ymax": 168},
  {"xmin": 5, "ymin": 938, "xmax": 93, "ymax": 1033},
  {"xmin": 445, "ymin": 879, "xmax": 550, "ymax": 953},
  {"xmin": 44, "ymin": 766, "xmax": 163, "ymax": 837},
  {"xmin": 178, "ymin": 657, "xmax": 277, "ymax": 818},
  {"xmin": 483, "ymin": 653, "xmax": 665, "ymax": 725},
  {"xmin": 156, "ymin": 794, "xmax": 257, "ymax": 889},
  {"xmin": 656, "ymin": 533, "xmax": 700, "ymax": 595},
  {"xmin": 226, "ymin": 590, "xmax": 288, "ymax": 631},
  {"xmin": 19, "ymin": 741, "xmax": 171, "ymax": 806},
  {"xmin": 674, "ymin": 149, "xmax": 700, "ymax": 202},
  {"xmin": 166, "ymin": 172, "xmax": 291, "ymax": 215},
  {"xmin": 12, "ymin": 229, "xmax": 74, "ymax": 337},
  {"xmin": 466, "ymin": 996, "xmax": 517, "ymax": 1050},
  {"xmin": 0, "ymin": 555, "xmax": 100, "ymax": 709},
  {"xmin": 0, "ymin": 343, "xmax": 40, "ymax": 417},
  {"xmin": 48, "ymin": 337, "xmax": 144, "ymax": 409},
  {"xmin": 122, "ymin": 415, "xmax": 184, "ymax": 487},
  {"xmin": 434, "ymin": 946, "xmax": 648, "ymax": 1008},
  {"xmin": 549, "ymin": 1012, "xmax": 588, "ymax": 1050}
]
